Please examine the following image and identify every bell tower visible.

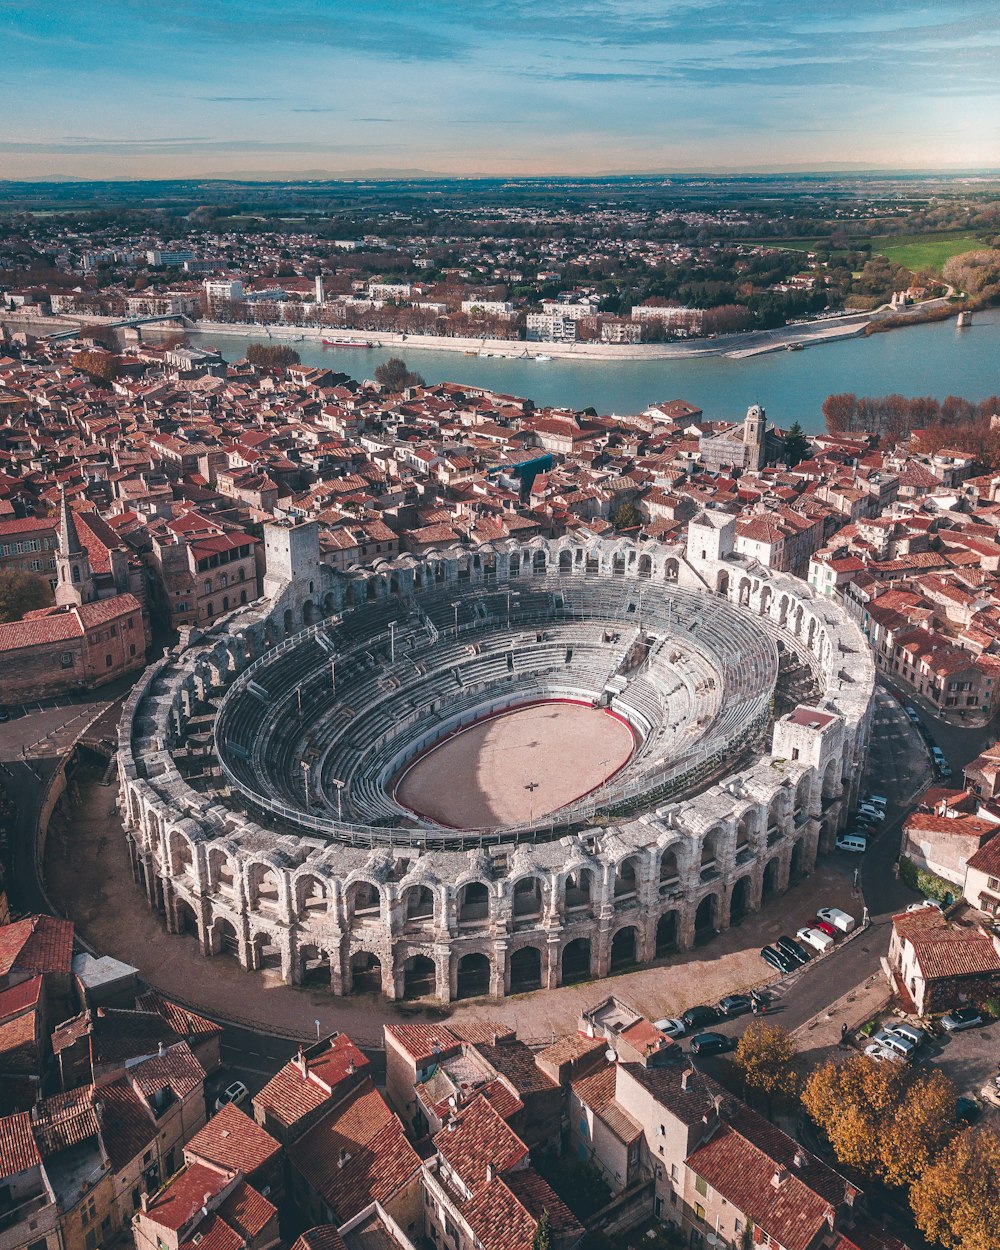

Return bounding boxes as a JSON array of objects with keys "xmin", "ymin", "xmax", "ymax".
[
  {"xmin": 54, "ymin": 490, "xmax": 95, "ymax": 606},
  {"xmin": 744, "ymin": 403, "xmax": 766, "ymax": 471}
]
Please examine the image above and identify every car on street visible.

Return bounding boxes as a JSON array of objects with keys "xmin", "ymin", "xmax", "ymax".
[
  {"xmin": 940, "ymin": 1007, "xmax": 984, "ymax": 1033},
  {"xmin": 905, "ymin": 899, "xmax": 943, "ymax": 914},
  {"xmin": 718, "ymin": 994, "xmax": 753, "ymax": 1018},
  {"xmin": 812, "ymin": 919, "xmax": 839, "ymax": 939},
  {"xmin": 760, "ymin": 945, "xmax": 796, "ymax": 974},
  {"xmin": 213, "ymin": 1079, "xmax": 249, "ymax": 1112},
  {"xmin": 690, "ymin": 1031, "xmax": 732, "ymax": 1056},
  {"xmin": 904, "ymin": 705, "xmax": 920, "ymax": 723},
  {"xmin": 653, "ymin": 1017, "xmax": 686, "ymax": 1039},
  {"xmin": 682, "ymin": 1005, "xmax": 720, "ymax": 1029},
  {"xmin": 836, "ymin": 834, "xmax": 868, "ymax": 853},
  {"xmin": 817, "ymin": 907, "xmax": 856, "ymax": 934},
  {"xmin": 796, "ymin": 926, "xmax": 834, "ymax": 953},
  {"xmin": 863, "ymin": 794, "xmax": 888, "ymax": 811},
  {"xmin": 776, "ymin": 935, "xmax": 810, "ymax": 965},
  {"xmin": 857, "ymin": 803, "xmax": 885, "ymax": 823}
]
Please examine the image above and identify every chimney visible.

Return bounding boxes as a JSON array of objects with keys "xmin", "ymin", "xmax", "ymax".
[
  {"xmin": 793, "ymin": 1150, "xmax": 807, "ymax": 1170},
  {"xmin": 486, "ymin": 1163, "xmax": 495, "ymax": 1183},
  {"xmin": 772, "ymin": 1167, "xmax": 789, "ymax": 1189},
  {"xmin": 158, "ymin": 1041, "xmax": 167, "ymax": 1059},
  {"xmin": 140, "ymin": 1193, "xmax": 150, "ymax": 1213},
  {"xmin": 295, "ymin": 1044, "xmax": 306, "ymax": 1075},
  {"xmin": 680, "ymin": 1068, "xmax": 694, "ymax": 1091},
  {"xmin": 347, "ymin": 1060, "xmax": 356, "ymax": 1076},
  {"xmin": 338, "ymin": 1148, "xmax": 351, "ymax": 1169}
]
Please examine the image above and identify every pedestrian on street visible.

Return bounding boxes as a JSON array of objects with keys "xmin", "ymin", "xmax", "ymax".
[{"xmin": 841, "ymin": 1022, "xmax": 848, "ymax": 1043}]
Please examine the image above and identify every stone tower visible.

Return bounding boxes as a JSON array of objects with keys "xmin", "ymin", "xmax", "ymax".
[
  {"xmin": 54, "ymin": 490, "xmax": 94, "ymax": 606},
  {"xmin": 744, "ymin": 403, "xmax": 766, "ymax": 471}
]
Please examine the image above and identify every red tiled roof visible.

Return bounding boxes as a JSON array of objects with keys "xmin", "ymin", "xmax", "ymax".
[
  {"xmin": 146, "ymin": 1161, "xmax": 235, "ymax": 1231},
  {"xmin": 433, "ymin": 1093, "xmax": 528, "ymax": 1188},
  {"xmin": 291, "ymin": 1228, "xmax": 350, "ymax": 1250},
  {"xmin": 0, "ymin": 1111, "xmax": 41, "ymax": 1177},
  {"xmin": 0, "ymin": 915, "xmax": 74, "ymax": 978},
  {"xmin": 571, "ymin": 1064, "xmax": 643, "ymax": 1145},
  {"xmin": 185, "ymin": 1102, "xmax": 280, "ymax": 1177}
]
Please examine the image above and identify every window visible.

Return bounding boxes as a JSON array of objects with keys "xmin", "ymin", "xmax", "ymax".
[
  {"xmin": 988, "ymin": 876, "xmax": 1000, "ymax": 891},
  {"xmin": 735, "ymin": 1220, "xmax": 744, "ymax": 1234},
  {"xmin": 695, "ymin": 1204, "xmax": 706, "ymax": 1223},
  {"xmin": 132, "ymin": 1188, "xmax": 141, "ymax": 1210},
  {"xmin": 106, "ymin": 654, "xmax": 113, "ymax": 667},
  {"xmin": 85, "ymin": 1233, "xmax": 97, "ymax": 1250},
  {"xmin": 110, "ymin": 624, "xmax": 117, "ymax": 637},
  {"xmin": 29, "ymin": 1241, "xmax": 48, "ymax": 1250},
  {"xmin": 61, "ymin": 651, "xmax": 74, "ymax": 668},
  {"xmin": 695, "ymin": 1176, "xmax": 708, "ymax": 1197},
  {"xmin": 670, "ymin": 1163, "xmax": 678, "ymax": 1182},
  {"xmin": 129, "ymin": 644, "xmax": 136, "ymax": 657}
]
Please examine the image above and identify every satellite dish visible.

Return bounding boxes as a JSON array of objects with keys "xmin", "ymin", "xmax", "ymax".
[
  {"xmin": 605, "ymin": 1048, "xmax": 617, "ymax": 1063},
  {"xmin": 448, "ymin": 1095, "xmax": 457, "ymax": 1109}
]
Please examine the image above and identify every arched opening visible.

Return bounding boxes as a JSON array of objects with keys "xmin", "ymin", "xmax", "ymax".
[
  {"xmin": 586, "ymin": 552, "xmax": 600, "ymax": 575},
  {"xmin": 730, "ymin": 876, "xmax": 750, "ymax": 924},
  {"xmin": 735, "ymin": 816, "xmax": 751, "ymax": 859},
  {"xmin": 248, "ymin": 863, "xmax": 281, "ymax": 912},
  {"xmin": 822, "ymin": 758, "xmax": 840, "ymax": 807},
  {"xmin": 664, "ymin": 558, "xmax": 679, "ymax": 582},
  {"xmin": 253, "ymin": 931, "xmax": 281, "ymax": 972},
  {"xmin": 390, "ymin": 573, "xmax": 400, "ymax": 594},
  {"xmin": 794, "ymin": 775, "xmax": 811, "ymax": 822},
  {"xmin": 404, "ymin": 885, "xmax": 435, "ymax": 926},
  {"xmin": 612, "ymin": 552, "xmax": 626, "ymax": 577},
  {"xmin": 767, "ymin": 796, "xmax": 785, "ymax": 845},
  {"xmin": 701, "ymin": 830, "xmax": 720, "ymax": 882},
  {"xmin": 510, "ymin": 946, "xmax": 542, "ymax": 993},
  {"xmin": 169, "ymin": 830, "xmax": 193, "ymax": 877},
  {"xmin": 762, "ymin": 858, "xmax": 780, "ymax": 901},
  {"xmin": 175, "ymin": 898, "xmax": 198, "ymax": 937},
  {"xmin": 457, "ymin": 881, "xmax": 489, "ymax": 927},
  {"xmin": 347, "ymin": 881, "xmax": 381, "ymax": 925},
  {"xmin": 778, "ymin": 596, "xmax": 789, "ymax": 628},
  {"xmin": 738, "ymin": 578, "xmax": 751, "ymax": 607},
  {"xmin": 613, "ymin": 856, "xmax": 640, "ymax": 904},
  {"xmin": 655, "ymin": 911, "xmax": 678, "ymax": 956},
  {"xmin": 211, "ymin": 917, "xmax": 239, "ymax": 958},
  {"xmin": 695, "ymin": 894, "xmax": 718, "ymax": 943},
  {"xmin": 366, "ymin": 579, "xmax": 377, "ymax": 602},
  {"xmin": 790, "ymin": 840, "xmax": 805, "ymax": 880},
  {"xmin": 610, "ymin": 926, "xmax": 638, "ymax": 971},
  {"xmin": 303, "ymin": 600, "xmax": 317, "ymax": 626},
  {"xmin": 638, "ymin": 554, "xmax": 652, "ymax": 579},
  {"xmin": 564, "ymin": 870, "xmax": 593, "ymax": 916},
  {"xmin": 561, "ymin": 938, "xmax": 591, "ymax": 985},
  {"xmin": 296, "ymin": 875, "xmax": 327, "ymax": 916},
  {"xmin": 435, "ymin": 562, "xmax": 445, "ymax": 584},
  {"xmin": 558, "ymin": 549, "xmax": 572, "ymax": 574},
  {"xmin": 300, "ymin": 945, "xmax": 331, "ymax": 986},
  {"xmin": 717, "ymin": 572, "xmax": 729, "ymax": 596},
  {"xmin": 402, "ymin": 954, "xmax": 436, "ymax": 1000},
  {"xmin": 456, "ymin": 952, "xmax": 491, "ymax": 1000},
  {"xmin": 760, "ymin": 586, "xmax": 772, "ymax": 616},
  {"xmin": 532, "ymin": 549, "xmax": 546, "ymax": 575},
  {"xmin": 350, "ymin": 950, "xmax": 382, "ymax": 993},
  {"xmin": 283, "ymin": 608, "xmax": 294, "ymax": 635},
  {"xmin": 658, "ymin": 847, "xmax": 680, "ymax": 893},
  {"xmin": 509, "ymin": 553, "xmax": 521, "ymax": 577},
  {"xmin": 512, "ymin": 876, "xmax": 543, "ymax": 921},
  {"xmin": 209, "ymin": 851, "xmax": 236, "ymax": 897}
]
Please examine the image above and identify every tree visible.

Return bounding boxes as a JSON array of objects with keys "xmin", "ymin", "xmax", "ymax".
[
  {"xmin": 245, "ymin": 344, "xmax": 300, "ymax": 370},
  {"xmin": 782, "ymin": 421, "xmax": 809, "ymax": 467},
  {"xmin": 73, "ymin": 349, "xmax": 122, "ymax": 385},
  {"xmin": 0, "ymin": 569, "xmax": 54, "ymax": 624},
  {"xmin": 610, "ymin": 500, "xmax": 640, "ymax": 531},
  {"xmin": 375, "ymin": 357, "xmax": 425, "ymax": 392},
  {"xmin": 733, "ymin": 1022, "xmax": 799, "ymax": 1108},
  {"xmin": 909, "ymin": 1126, "xmax": 1000, "ymax": 1250},
  {"xmin": 802, "ymin": 1054, "xmax": 957, "ymax": 1187},
  {"xmin": 532, "ymin": 1210, "xmax": 552, "ymax": 1250}
]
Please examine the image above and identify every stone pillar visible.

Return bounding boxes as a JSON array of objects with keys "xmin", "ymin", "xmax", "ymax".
[
  {"xmin": 545, "ymin": 934, "xmax": 560, "ymax": 989},
  {"xmin": 677, "ymin": 904, "xmax": 697, "ymax": 952},
  {"xmin": 435, "ymin": 945, "xmax": 451, "ymax": 1004},
  {"xmin": 492, "ymin": 941, "xmax": 507, "ymax": 998}
]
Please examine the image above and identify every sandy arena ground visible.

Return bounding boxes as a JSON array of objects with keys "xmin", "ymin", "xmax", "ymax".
[{"xmin": 393, "ymin": 700, "xmax": 635, "ymax": 827}]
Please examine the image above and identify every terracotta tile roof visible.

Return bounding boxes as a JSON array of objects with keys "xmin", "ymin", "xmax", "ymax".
[
  {"xmin": 145, "ymin": 1161, "xmax": 235, "ymax": 1231},
  {"xmin": 129, "ymin": 1041, "xmax": 206, "ymax": 1105},
  {"xmin": 185, "ymin": 1102, "xmax": 281, "ymax": 1177},
  {"xmin": 0, "ymin": 975, "xmax": 43, "ymax": 1020},
  {"xmin": 291, "ymin": 1227, "xmax": 350, "ymax": 1250},
  {"xmin": 254, "ymin": 1036, "xmax": 368, "ymax": 1133},
  {"xmin": 505, "ymin": 1168, "xmax": 585, "ymax": 1242},
  {"xmin": 0, "ymin": 1012, "xmax": 39, "ymax": 1073},
  {"xmin": 288, "ymin": 1080, "xmax": 420, "ymax": 1222},
  {"xmin": 33, "ymin": 1088, "xmax": 100, "ymax": 1157},
  {"xmin": 179, "ymin": 1214, "xmax": 243, "ymax": 1250},
  {"xmin": 571, "ymin": 1064, "xmax": 643, "ymax": 1145},
  {"xmin": 433, "ymin": 1093, "xmax": 528, "ymax": 1188},
  {"xmin": 534, "ymin": 1032, "xmax": 605, "ymax": 1070},
  {"xmin": 97, "ymin": 1078, "xmax": 158, "ymax": 1173},
  {"xmin": 0, "ymin": 1111, "xmax": 42, "ymax": 1177},
  {"xmin": 0, "ymin": 915, "xmax": 74, "ymax": 979},
  {"xmin": 216, "ymin": 1176, "xmax": 276, "ymax": 1239},
  {"xmin": 384, "ymin": 1024, "xmax": 462, "ymax": 1066},
  {"xmin": 134, "ymin": 991, "xmax": 224, "ymax": 1044},
  {"xmin": 480, "ymin": 1079, "xmax": 524, "ymax": 1123},
  {"xmin": 461, "ymin": 1175, "xmax": 537, "ymax": 1250},
  {"xmin": 471, "ymin": 1040, "xmax": 558, "ymax": 1097},
  {"xmin": 968, "ymin": 832, "xmax": 1000, "ymax": 877}
]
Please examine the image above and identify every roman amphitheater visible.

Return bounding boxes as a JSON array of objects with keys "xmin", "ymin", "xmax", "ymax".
[{"xmin": 118, "ymin": 513, "xmax": 875, "ymax": 1003}]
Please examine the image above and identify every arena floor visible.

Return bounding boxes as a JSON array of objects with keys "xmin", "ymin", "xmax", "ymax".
[{"xmin": 393, "ymin": 700, "xmax": 635, "ymax": 829}]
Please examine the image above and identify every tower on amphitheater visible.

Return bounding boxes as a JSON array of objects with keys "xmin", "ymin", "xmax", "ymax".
[{"xmin": 118, "ymin": 521, "xmax": 874, "ymax": 1003}]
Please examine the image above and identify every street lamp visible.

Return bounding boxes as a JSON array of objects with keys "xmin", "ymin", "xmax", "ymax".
[
  {"xmin": 330, "ymin": 777, "xmax": 346, "ymax": 821},
  {"xmin": 451, "ymin": 601, "xmax": 461, "ymax": 638},
  {"xmin": 301, "ymin": 759, "xmax": 310, "ymax": 809},
  {"xmin": 389, "ymin": 620, "xmax": 395, "ymax": 664}
]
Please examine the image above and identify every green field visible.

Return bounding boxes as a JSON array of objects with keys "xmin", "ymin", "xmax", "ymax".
[{"xmin": 866, "ymin": 232, "xmax": 985, "ymax": 274}]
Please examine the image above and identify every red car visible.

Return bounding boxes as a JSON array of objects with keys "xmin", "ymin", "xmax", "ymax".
[{"xmin": 813, "ymin": 919, "xmax": 838, "ymax": 938}]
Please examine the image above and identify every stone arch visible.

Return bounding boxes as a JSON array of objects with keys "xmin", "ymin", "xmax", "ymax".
[
  {"xmin": 700, "ymin": 827, "xmax": 722, "ymax": 878},
  {"xmin": 794, "ymin": 772, "xmax": 812, "ymax": 817},
  {"xmin": 511, "ymin": 875, "xmax": 545, "ymax": 922},
  {"xmin": 658, "ymin": 844, "xmax": 681, "ymax": 892},
  {"xmin": 777, "ymin": 595, "xmax": 789, "ymax": 628},
  {"xmin": 760, "ymin": 585, "xmax": 773, "ymax": 616},
  {"xmin": 610, "ymin": 925, "xmax": 638, "ymax": 971},
  {"xmin": 456, "ymin": 880, "xmax": 491, "ymax": 927},
  {"xmin": 612, "ymin": 552, "xmax": 626, "ymax": 577},
  {"xmin": 402, "ymin": 884, "xmax": 436, "ymax": 926},
  {"xmin": 323, "ymin": 591, "xmax": 337, "ymax": 615},
  {"xmin": 283, "ymin": 607, "xmax": 294, "ymax": 635},
  {"xmin": 793, "ymin": 604, "xmax": 804, "ymax": 637},
  {"xmin": 296, "ymin": 873, "xmax": 328, "ymax": 916},
  {"xmin": 767, "ymin": 793, "xmax": 787, "ymax": 841},
  {"xmin": 638, "ymin": 553, "xmax": 652, "ymax": 578},
  {"xmin": 247, "ymin": 861, "xmax": 281, "ymax": 912},
  {"xmin": 586, "ymin": 551, "xmax": 600, "ymax": 575},
  {"xmin": 790, "ymin": 839, "xmax": 806, "ymax": 880},
  {"xmin": 509, "ymin": 945, "xmax": 542, "ymax": 993},
  {"xmin": 735, "ymin": 812, "xmax": 753, "ymax": 857},
  {"xmin": 209, "ymin": 916, "xmax": 239, "ymax": 957},
  {"xmin": 664, "ymin": 558, "xmax": 679, "ymax": 582},
  {"xmin": 303, "ymin": 599, "xmax": 318, "ymax": 627},
  {"xmin": 208, "ymin": 847, "xmax": 237, "ymax": 897},
  {"xmin": 509, "ymin": 552, "xmax": 521, "ymax": 577},
  {"xmin": 366, "ymin": 578, "xmax": 377, "ymax": 602},
  {"xmin": 455, "ymin": 951, "xmax": 491, "ymax": 999},
  {"xmin": 558, "ymin": 549, "xmax": 573, "ymax": 573},
  {"xmin": 655, "ymin": 910, "xmax": 678, "ymax": 955},
  {"xmin": 350, "ymin": 949, "xmax": 382, "ymax": 993},
  {"xmin": 564, "ymin": 868, "xmax": 595, "ymax": 916},
  {"xmin": 402, "ymin": 954, "xmax": 436, "ymax": 1000},
  {"xmin": 252, "ymin": 930, "xmax": 281, "ymax": 972},
  {"xmin": 175, "ymin": 897, "xmax": 199, "ymax": 938},
  {"xmin": 694, "ymin": 893, "xmax": 718, "ymax": 942},
  {"xmin": 729, "ymin": 875, "xmax": 751, "ymax": 924},
  {"xmin": 168, "ymin": 828, "xmax": 194, "ymax": 877},
  {"xmin": 613, "ymin": 855, "xmax": 641, "ymax": 903},
  {"xmin": 300, "ymin": 944, "xmax": 331, "ymax": 986},
  {"xmin": 822, "ymin": 757, "xmax": 840, "ymax": 804},
  {"xmin": 761, "ymin": 856, "xmax": 781, "ymax": 901},
  {"xmin": 561, "ymin": 938, "xmax": 592, "ymax": 985},
  {"xmin": 738, "ymin": 576, "xmax": 751, "ymax": 607},
  {"xmin": 346, "ymin": 879, "xmax": 382, "ymax": 925},
  {"xmin": 532, "ymin": 549, "xmax": 547, "ymax": 575}
]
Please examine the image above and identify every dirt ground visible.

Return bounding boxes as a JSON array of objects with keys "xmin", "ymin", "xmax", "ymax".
[
  {"xmin": 49, "ymin": 764, "xmax": 860, "ymax": 1047},
  {"xmin": 393, "ymin": 700, "xmax": 634, "ymax": 827}
]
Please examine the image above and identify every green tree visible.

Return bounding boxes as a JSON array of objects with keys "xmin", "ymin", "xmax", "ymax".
[
  {"xmin": 245, "ymin": 344, "xmax": 301, "ymax": 370},
  {"xmin": 734, "ymin": 1022, "xmax": 799, "ymax": 1109},
  {"xmin": 610, "ymin": 500, "xmax": 640, "ymax": 531},
  {"xmin": 782, "ymin": 421, "xmax": 809, "ymax": 467},
  {"xmin": 532, "ymin": 1210, "xmax": 552, "ymax": 1250},
  {"xmin": 375, "ymin": 357, "xmax": 425, "ymax": 392},
  {"xmin": 0, "ymin": 569, "xmax": 53, "ymax": 623},
  {"xmin": 909, "ymin": 1126, "xmax": 1000, "ymax": 1250}
]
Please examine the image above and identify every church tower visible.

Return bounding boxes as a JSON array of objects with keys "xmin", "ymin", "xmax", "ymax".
[
  {"xmin": 54, "ymin": 490, "xmax": 94, "ymax": 606},
  {"xmin": 743, "ymin": 403, "xmax": 766, "ymax": 471}
]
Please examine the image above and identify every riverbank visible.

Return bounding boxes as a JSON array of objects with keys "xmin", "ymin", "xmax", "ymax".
[{"xmin": 193, "ymin": 311, "xmax": 878, "ymax": 361}]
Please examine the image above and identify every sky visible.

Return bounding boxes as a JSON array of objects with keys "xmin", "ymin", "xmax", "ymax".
[{"xmin": 2, "ymin": 0, "xmax": 1000, "ymax": 180}]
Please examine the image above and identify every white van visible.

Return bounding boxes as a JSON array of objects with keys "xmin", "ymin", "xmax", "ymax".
[
  {"xmin": 887, "ymin": 1022, "xmax": 925, "ymax": 1049},
  {"xmin": 873, "ymin": 1029, "xmax": 916, "ymax": 1061},
  {"xmin": 796, "ymin": 926, "xmax": 835, "ymax": 953},
  {"xmin": 817, "ymin": 906, "xmax": 856, "ymax": 933},
  {"xmin": 865, "ymin": 794, "xmax": 888, "ymax": 811},
  {"xmin": 836, "ymin": 834, "xmax": 868, "ymax": 853}
]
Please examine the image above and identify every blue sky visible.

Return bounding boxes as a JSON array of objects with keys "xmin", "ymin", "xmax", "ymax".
[{"xmin": 2, "ymin": 0, "xmax": 999, "ymax": 178}]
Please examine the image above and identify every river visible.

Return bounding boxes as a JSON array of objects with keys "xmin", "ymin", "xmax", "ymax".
[{"xmin": 189, "ymin": 307, "xmax": 1000, "ymax": 435}]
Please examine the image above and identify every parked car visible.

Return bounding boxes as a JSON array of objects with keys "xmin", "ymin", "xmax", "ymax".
[
  {"xmin": 904, "ymin": 705, "xmax": 920, "ymax": 723},
  {"xmin": 653, "ymin": 1017, "xmax": 686, "ymax": 1039},
  {"xmin": 940, "ymin": 1007, "xmax": 984, "ymax": 1033},
  {"xmin": 682, "ymin": 1005, "xmax": 720, "ymax": 1029},
  {"xmin": 864, "ymin": 1042, "xmax": 898, "ymax": 1064},
  {"xmin": 796, "ymin": 926, "xmax": 834, "ymax": 953},
  {"xmin": 718, "ymin": 994, "xmax": 753, "ymax": 1018},
  {"xmin": 760, "ymin": 945, "xmax": 796, "ymax": 974},
  {"xmin": 873, "ymin": 1030, "xmax": 916, "ymax": 1062},
  {"xmin": 955, "ymin": 1096, "xmax": 981, "ymax": 1124},
  {"xmin": 776, "ymin": 935, "xmax": 810, "ymax": 966},
  {"xmin": 690, "ymin": 1031, "xmax": 732, "ymax": 1056},
  {"xmin": 817, "ymin": 907, "xmax": 856, "ymax": 934},
  {"xmin": 836, "ymin": 834, "xmax": 868, "ymax": 853},
  {"xmin": 906, "ymin": 899, "xmax": 943, "ymax": 914},
  {"xmin": 857, "ymin": 803, "xmax": 885, "ymax": 823},
  {"xmin": 863, "ymin": 794, "xmax": 888, "ymax": 811},
  {"xmin": 813, "ymin": 919, "xmax": 839, "ymax": 939},
  {"xmin": 214, "ymin": 1079, "xmax": 249, "ymax": 1112},
  {"xmin": 886, "ymin": 1021, "xmax": 926, "ymax": 1049}
]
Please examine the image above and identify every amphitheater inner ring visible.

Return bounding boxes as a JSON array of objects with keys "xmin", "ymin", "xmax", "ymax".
[{"xmin": 213, "ymin": 577, "xmax": 784, "ymax": 848}]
